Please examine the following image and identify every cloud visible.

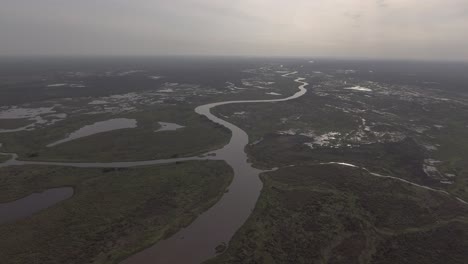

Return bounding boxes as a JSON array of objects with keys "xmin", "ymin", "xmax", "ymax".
[
  {"xmin": 376, "ymin": 0, "xmax": 388, "ymax": 8},
  {"xmin": 344, "ymin": 12, "xmax": 362, "ymax": 23},
  {"xmin": 0, "ymin": 0, "xmax": 467, "ymax": 60}
]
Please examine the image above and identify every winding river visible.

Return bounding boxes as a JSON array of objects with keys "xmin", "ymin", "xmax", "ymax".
[
  {"xmin": 1, "ymin": 73, "xmax": 467, "ymax": 263},
  {"xmin": 0, "ymin": 76, "xmax": 309, "ymax": 264}
]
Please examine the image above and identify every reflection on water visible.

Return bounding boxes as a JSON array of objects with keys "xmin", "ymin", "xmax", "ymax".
[
  {"xmin": 0, "ymin": 187, "xmax": 74, "ymax": 224},
  {"xmin": 0, "ymin": 106, "xmax": 68, "ymax": 133},
  {"xmin": 155, "ymin": 122, "xmax": 185, "ymax": 132},
  {"xmin": 47, "ymin": 118, "xmax": 137, "ymax": 147}
]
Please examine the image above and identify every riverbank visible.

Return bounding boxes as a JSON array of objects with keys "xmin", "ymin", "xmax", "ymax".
[
  {"xmin": 0, "ymin": 105, "xmax": 230, "ymax": 163},
  {"xmin": 0, "ymin": 161, "xmax": 233, "ymax": 264},
  {"xmin": 0, "ymin": 75, "xmax": 309, "ymax": 264},
  {"xmin": 207, "ymin": 164, "xmax": 468, "ymax": 264},
  {"xmin": 121, "ymin": 77, "xmax": 309, "ymax": 264}
]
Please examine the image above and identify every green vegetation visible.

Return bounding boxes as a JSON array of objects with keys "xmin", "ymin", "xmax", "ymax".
[
  {"xmin": 213, "ymin": 95, "xmax": 358, "ymax": 142},
  {"xmin": 0, "ymin": 160, "xmax": 233, "ymax": 264},
  {"xmin": 249, "ymin": 136, "xmax": 431, "ymax": 185},
  {"xmin": 207, "ymin": 164, "xmax": 468, "ymax": 264},
  {"xmin": 429, "ymin": 117, "xmax": 468, "ymax": 201},
  {"xmin": 0, "ymin": 105, "xmax": 230, "ymax": 162},
  {"xmin": 214, "ymin": 78, "xmax": 468, "ymax": 201},
  {"xmin": 1, "ymin": 60, "xmax": 468, "ymax": 264}
]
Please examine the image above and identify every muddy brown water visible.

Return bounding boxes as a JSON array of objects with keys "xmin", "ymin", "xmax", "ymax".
[{"xmin": 0, "ymin": 76, "xmax": 308, "ymax": 264}]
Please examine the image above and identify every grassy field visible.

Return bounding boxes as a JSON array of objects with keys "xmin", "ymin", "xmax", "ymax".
[
  {"xmin": 212, "ymin": 80, "xmax": 468, "ymax": 201},
  {"xmin": 0, "ymin": 105, "xmax": 230, "ymax": 162},
  {"xmin": 207, "ymin": 164, "xmax": 468, "ymax": 264},
  {"xmin": 248, "ymin": 136, "xmax": 433, "ymax": 184},
  {"xmin": 0, "ymin": 160, "xmax": 233, "ymax": 264},
  {"xmin": 213, "ymin": 93, "xmax": 359, "ymax": 142}
]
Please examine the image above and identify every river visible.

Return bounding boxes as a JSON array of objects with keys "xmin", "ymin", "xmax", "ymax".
[
  {"xmin": 1, "ymin": 74, "xmax": 466, "ymax": 262},
  {"xmin": 0, "ymin": 76, "xmax": 309, "ymax": 264}
]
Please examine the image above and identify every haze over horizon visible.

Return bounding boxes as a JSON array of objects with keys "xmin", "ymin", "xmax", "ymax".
[{"xmin": 1, "ymin": 0, "xmax": 468, "ymax": 61}]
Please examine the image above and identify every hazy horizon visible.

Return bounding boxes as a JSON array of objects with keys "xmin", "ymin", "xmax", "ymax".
[{"xmin": 1, "ymin": 0, "xmax": 468, "ymax": 61}]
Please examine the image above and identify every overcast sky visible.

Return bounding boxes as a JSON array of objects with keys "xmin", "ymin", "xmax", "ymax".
[{"xmin": 1, "ymin": 0, "xmax": 467, "ymax": 60}]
